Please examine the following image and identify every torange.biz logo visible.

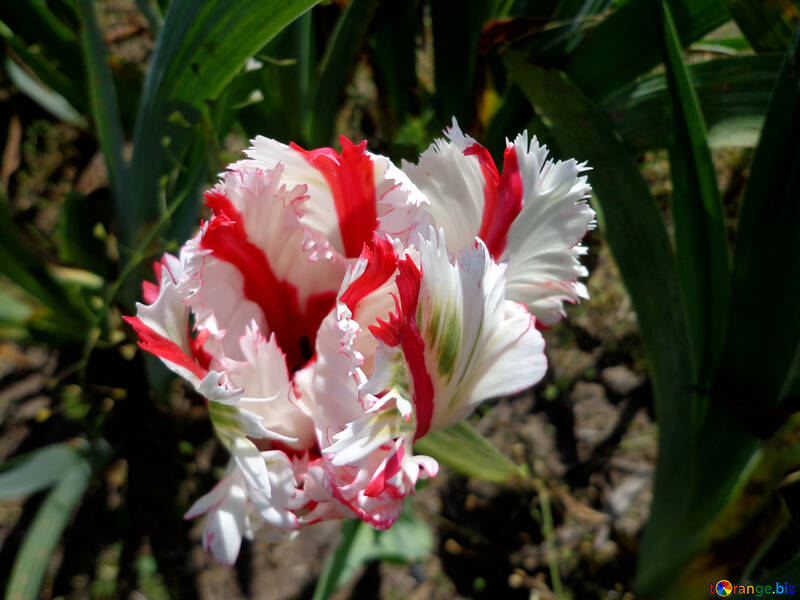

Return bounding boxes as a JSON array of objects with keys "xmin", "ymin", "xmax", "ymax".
[{"xmin": 710, "ymin": 579, "xmax": 796, "ymax": 597}]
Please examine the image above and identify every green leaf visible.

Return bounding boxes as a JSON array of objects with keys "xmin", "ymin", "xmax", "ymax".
[
  {"xmin": 715, "ymin": 23, "xmax": 800, "ymax": 409},
  {"xmin": 637, "ymin": 24, "xmax": 800, "ymax": 596},
  {"xmin": 76, "ymin": 0, "xmax": 130, "ymax": 229},
  {"xmin": 0, "ymin": 443, "xmax": 84, "ymax": 500},
  {"xmin": 0, "ymin": 190, "xmax": 89, "ymax": 340},
  {"xmin": 565, "ymin": 0, "xmax": 730, "ymax": 101},
  {"xmin": 134, "ymin": 0, "xmax": 163, "ymax": 35},
  {"xmin": 657, "ymin": 0, "xmax": 730, "ymax": 380},
  {"xmin": 126, "ymin": 0, "xmax": 318, "ymax": 246},
  {"xmin": 605, "ymin": 54, "xmax": 782, "ymax": 151},
  {"xmin": 55, "ymin": 192, "xmax": 110, "ymax": 278},
  {"xmin": 414, "ymin": 421, "xmax": 527, "ymax": 485},
  {"xmin": 5, "ymin": 458, "xmax": 92, "ymax": 600},
  {"xmin": 0, "ymin": 1, "xmax": 85, "ymax": 94},
  {"xmin": 312, "ymin": 508, "xmax": 433, "ymax": 600},
  {"xmin": 722, "ymin": 0, "xmax": 800, "ymax": 52},
  {"xmin": 238, "ymin": 13, "xmax": 314, "ymax": 144},
  {"xmin": 3, "ymin": 57, "xmax": 87, "ymax": 128},
  {"xmin": 308, "ymin": 0, "xmax": 378, "ymax": 146}
]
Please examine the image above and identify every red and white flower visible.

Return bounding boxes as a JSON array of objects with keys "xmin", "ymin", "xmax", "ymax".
[
  {"xmin": 402, "ymin": 118, "xmax": 595, "ymax": 326},
  {"xmin": 126, "ymin": 121, "xmax": 594, "ymax": 563}
]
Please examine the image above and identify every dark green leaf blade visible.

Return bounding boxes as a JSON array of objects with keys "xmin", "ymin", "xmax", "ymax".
[
  {"xmin": 715, "ymin": 23, "xmax": 800, "ymax": 408},
  {"xmin": 606, "ymin": 54, "xmax": 781, "ymax": 151},
  {"xmin": 431, "ymin": 0, "xmax": 498, "ymax": 124},
  {"xmin": 657, "ymin": 0, "xmax": 730, "ymax": 379},
  {"xmin": 722, "ymin": 0, "xmax": 800, "ymax": 52},
  {"xmin": 308, "ymin": 0, "xmax": 378, "ymax": 147},
  {"xmin": 565, "ymin": 0, "xmax": 730, "ymax": 101},
  {"xmin": 77, "ymin": 0, "xmax": 130, "ymax": 225},
  {"xmin": 414, "ymin": 422, "xmax": 527, "ymax": 485},
  {"xmin": 0, "ymin": 191, "xmax": 90, "ymax": 339}
]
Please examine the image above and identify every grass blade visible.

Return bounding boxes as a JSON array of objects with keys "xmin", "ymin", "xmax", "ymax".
[
  {"xmin": 4, "ymin": 458, "xmax": 92, "ymax": 600},
  {"xmin": 414, "ymin": 422, "xmax": 528, "ymax": 485},
  {"xmin": 308, "ymin": 0, "xmax": 378, "ymax": 146},
  {"xmin": 76, "ymin": 0, "xmax": 130, "ymax": 225},
  {"xmin": 565, "ymin": 0, "xmax": 730, "ymax": 101},
  {"xmin": 657, "ymin": 0, "xmax": 730, "ymax": 380}
]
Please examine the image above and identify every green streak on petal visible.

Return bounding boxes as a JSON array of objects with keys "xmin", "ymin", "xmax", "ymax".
[{"xmin": 437, "ymin": 309, "xmax": 460, "ymax": 380}]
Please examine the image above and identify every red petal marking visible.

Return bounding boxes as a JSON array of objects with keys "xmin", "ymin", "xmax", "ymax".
[
  {"xmin": 123, "ymin": 316, "xmax": 207, "ymax": 380},
  {"xmin": 152, "ymin": 259, "xmax": 164, "ymax": 282},
  {"xmin": 290, "ymin": 136, "xmax": 377, "ymax": 258},
  {"xmin": 142, "ymin": 280, "xmax": 159, "ymax": 304},
  {"xmin": 323, "ymin": 472, "xmax": 400, "ymax": 530},
  {"xmin": 367, "ymin": 257, "xmax": 434, "ymax": 440},
  {"xmin": 340, "ymin": 235, "xmax": 398, "ymax": 314},
  {"xmin": 364, "ymin": 442, "xmax": 405, "ymax": 497},
  {"xmin": 465, "ymin": 142, "xmax": 523, "ymax": 260},
  {"xmin": 200, "ymin": 191, "xmax": 336, "ymax": 372},
  {"xmin": 190, "ymin": 328, "xmax": 214, "ymax": 372}
]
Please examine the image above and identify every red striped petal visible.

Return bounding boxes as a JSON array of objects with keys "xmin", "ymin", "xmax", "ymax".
[
  {"xmin": 201, "ymin": 191, "xmax": 335, "ymax": 372},
  {"xmin": 123, "ymin": 316, "xmax": 207, "ymax": 380},
  {"xmin": 465, "ymin": 142, "xmax": 523, "ymax": 259},
  {"xmin": 291, "ymin": 136, "xmax": 377, "ymax": 258}
]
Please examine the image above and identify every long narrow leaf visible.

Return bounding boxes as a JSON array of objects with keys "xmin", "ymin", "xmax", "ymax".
[
  {"xmin": 308, "ymin": 0, "xmax": 378, "ymax": 146},
  {"xmin": 431, "ymin": 0, "xmax": 498, "ymax": 124},
  {"xmin": 0, "ymin": 191, "xmax": 89, "ymax": 339},
  {"xmin": 370, "ymin": 1, "xmax": 419, "ymax": 123},
  {"xmin": 126, "ymin": 0, "xmax": 318, "ymax": 246},
  {"xmin": 3, "ymin": 58, "xmax": 87, "ymax": 128},
  {"xmin": 716, "ymin": 23, "xmax": 800, "ymax": 409},
  {"xmin": 657, "ymin": 0, "xmax": 730, "ymax": 380},
  {"xmin": 414, "ymin": 421, "xmax": 528, "ymax": 485},
  {"xmin": 565, "ymin": 0, "xmax": 730, "ymax": 101},
  {"xmin": 312, "ymin": 508, "xmax": 432, "ymax": 600},
  {"xmin": 76, "ymin": 0, "xmax": 130, "ymax": 223},
  {"xmin": 4, "ymin": 459, "xmax": 92, "ymax": 600},
  {"xmin": 722, "ymin": 0, "xmax": 800, "ymax": 52},
  {"xmin": 605, "ymin": 54, "xmax": 782, "ymax": 151},
  {"xmin": 504, "ymin": 54, "xmax": 699, "ymax": 592},
  {"xmin": 0, "ymin": 443, "xmax": 84, "ymax": 500}
]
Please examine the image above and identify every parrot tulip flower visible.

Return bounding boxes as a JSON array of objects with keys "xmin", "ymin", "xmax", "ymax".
[{"xmin": 126, "ymin": 120, "xmax": 594, "ymax": 563}]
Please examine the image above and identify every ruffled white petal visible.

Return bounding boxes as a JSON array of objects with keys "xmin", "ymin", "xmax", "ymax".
[{"xmin": 504, "ymin": 132, "xmax": 595, "ymax": 325}]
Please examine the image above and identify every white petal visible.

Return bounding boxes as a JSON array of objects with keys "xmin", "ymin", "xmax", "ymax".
[
  {"xmin": 225, "ymin": 324, "xmax": 316, "ymax": 450},
  {"xmin": 401, "ymin": 118, "xmax": 485, "ymax": 252},
  {"xmin": 203, "ymin": 480, "xmax": 247, "ymax": 565},
  {"xmin": 504, "ymin": 132, "xmax": 595, "ymax": 325}
]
